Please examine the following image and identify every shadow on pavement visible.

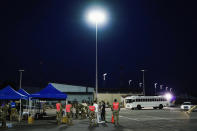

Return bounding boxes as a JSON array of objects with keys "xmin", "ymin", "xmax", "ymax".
[
  {"xmin": 59, "ymin": 125, "xmax": 68, "ymax": 131},
  {"xmin": 101, "ymin": 123, "xmax": 108, "ymax": 127}
]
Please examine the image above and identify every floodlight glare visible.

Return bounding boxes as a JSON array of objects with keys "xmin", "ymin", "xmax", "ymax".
[
  {"xmin": 164, "ymin": 93, "xmax": 173, "ymax": 101},
  {"xmin": 88, "ymin": 10, "xmax": 106, "ymax": 24}
]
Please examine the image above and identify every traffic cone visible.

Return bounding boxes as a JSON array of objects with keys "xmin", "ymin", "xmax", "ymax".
[{"xmin": 111, "ymin": 114, "xmax": 114, "ymax": 123}]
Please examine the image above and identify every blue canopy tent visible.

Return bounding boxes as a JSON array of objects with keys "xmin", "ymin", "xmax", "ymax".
[
  {"xmin": 0, "ymin": 86, "xmax": 27, "ymax": 100},
  {"xmin": 18, "ymin": 88, "xmax": 30, "ymax": 98},
  {"xmin": 30, "ymin": 84, "xmax": 67, "ymax": 100},
  {"xmin": 0, "ymin": 86, "xmax": 28, "ymax": 121}
]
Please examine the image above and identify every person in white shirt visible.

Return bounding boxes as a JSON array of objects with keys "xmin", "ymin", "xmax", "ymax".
[{"xmin": 93, "ymin": 101, "xmax": 99, "ymax": 123}]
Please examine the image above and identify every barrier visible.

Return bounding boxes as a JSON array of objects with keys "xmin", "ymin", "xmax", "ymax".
[
  {"xmin": 61, "ymin": 116, "xmax": 68, "ymax": 124},
  {"xmin": 28, "ymin": 116, "xmax": 34, "ymax": 124}
]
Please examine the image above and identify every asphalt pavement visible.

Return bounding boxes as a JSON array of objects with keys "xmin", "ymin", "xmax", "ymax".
[{"xmin": 3, "ymin": 107, "xmax": 197, "ymax": 131}]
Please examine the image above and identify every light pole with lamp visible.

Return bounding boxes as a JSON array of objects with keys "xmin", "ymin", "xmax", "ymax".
[
  {"xmin": 160, "ymin": 85, "xmax": 163, "ymax": 90},
  {"xmin": 87, "ymin": 9, "xmax": 107, "ymax": 101},
  {"xmin": 166, "ymin": 86, "xmax": 168, "ymax": 91},
  {"xmin": 154, "ymin": 83, "xmax": 157, "ymax": 95},
  {"xmin": 139, "ymin": 82, "xmax": 142, "ymax": 88},
  {"xmin": 139, "ymin": 82, "xmax": 142, "ymax": 93},
  {"xmin": 103, "ymin": 73, "xmax": 107, "ymax": 80},
  {"xmin": 129, "ymin": 80, "xmax": 132, "ymax": 92},
  {"xmin": 18, "ymin": 69, "xmax": 24, "ymax": 122},
  {"xmin": 129, "ymin": 80, "xmax": 132, "ymax": 86},
  {"xmin": 141, "ymin": 70, "xmax": 146, "ymax": 96}
]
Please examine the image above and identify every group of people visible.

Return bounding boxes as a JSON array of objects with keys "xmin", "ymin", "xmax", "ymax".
[
  {"xmin": 0, "ymin": 99, "xmax": 120, "ymax": 128},
  {"xmin": 0, "ymin": 103, "xmax": 8, "ymax": 128},
  {"xmin": 0, "ymin": 101, "xmax": 21, "ymax": 128},
  {"xmin": 55, "ymin": 99, "xmax": 120, "ymax": 127},
  {"xmin": 88, "ymin": 99, "xmax": 120, "ymax": 127}
]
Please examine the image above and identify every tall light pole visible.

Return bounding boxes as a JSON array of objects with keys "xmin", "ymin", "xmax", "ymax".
[
  {"xmin": 87, "ymin": 9, "xmax": 107, "ymax": 101},
  {"xmin": 160, "ymin": 85, "xmax": 163, "ymax": 90},
  {"xmin": 103, "ymin": 73, "xmax": 107, "ymax": 80},
  {"xmin": 139, "ymin": 82, "xmax": 142, "ymax": 94},
  {"xmin": 19, "ymin": 70, "xmax": 24, "ymax": 89},
  {"xmin": 154, "ymin": 83, "xmax": 157, "ymax": 95},
  {"xmin": 129, "ymin": 80, "xmax": 132, "ymax": 86},
  {"xmin": 18, "ymin": 69, "xmax": 24, "ymax": 122},
  {"xmin": 139, "ymin": 83, "xmax": 142, "ymax": 87},
  {"xmin": 141, "ymin": 70, "xmax": 146, "ymax": 96},
  {"xmin": 166, "ymin": 86, "xmax": 168, "ymax": 91}
]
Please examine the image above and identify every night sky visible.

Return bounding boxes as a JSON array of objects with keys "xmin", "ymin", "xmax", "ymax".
[{"xmin": 1, "ymin": 0, "xmax": 197, "ymax": 96}]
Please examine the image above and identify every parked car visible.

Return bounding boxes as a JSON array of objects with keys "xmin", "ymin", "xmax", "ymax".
[{"xmin": 180, "ymin": 102, "xmax": 193, "ymax": 110}]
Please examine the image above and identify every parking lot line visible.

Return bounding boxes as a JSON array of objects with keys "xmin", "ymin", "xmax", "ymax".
[{"xmin": 119, "ymin": 115, "xmax": 140, "ymax": 121}]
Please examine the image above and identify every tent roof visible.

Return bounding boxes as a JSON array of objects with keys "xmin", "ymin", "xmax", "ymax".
[
  {"xmin": 0, "ymin": 86, "xmax": 28, "ymax": 100},
  {"xmin": 30, "ymin": 84, "xmax": 67, "ymax": 100},
  {"xmin": 18, "ymin": 88, "xmax": 30, "ymax": 97}
]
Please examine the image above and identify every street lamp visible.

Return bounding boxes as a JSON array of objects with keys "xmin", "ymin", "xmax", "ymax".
[
  {"xmin": 141, "ymin": 70, "xmax": 146, "ymax": 96},
  {"xmin": 129, "ymin": 80, "xmax": 132, "ymax": 85},
  {"xmin": 139, "ymin": 83, "xmax": 142, "ymax": 87},
  {"xmin": 87, "ymin": 9, "xmax": 107, "ymax": 101},
  {"xmin": 103, "ymin": 73, "xmax": 107, "ymax": 80},
  {"xmin": 154, "ymin": 83, "xmax": 157, "ymax": 95},
  {"xmin": 18, "ymin": 69, "xmax": 24, "ymax": 122},
  {"xmin": 166, "ymin": 86, "xmax": 168, "ymax": 91},
  {"xmin": 160, "ymin": 85, "xmax": 163, "ymax": 90}
]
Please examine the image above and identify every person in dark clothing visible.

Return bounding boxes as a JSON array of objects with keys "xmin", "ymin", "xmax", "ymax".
[{"xmin": 101, "ymin": 101, "xmax": 105, "ymax": 121}]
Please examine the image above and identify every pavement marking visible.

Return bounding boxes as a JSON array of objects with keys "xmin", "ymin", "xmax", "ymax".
[
  {"xmin": 119, "ymin": 115, "xmax": 140, "ymax": 121},
  {"xmin": 119, "ymin": 114, "xmax": 197, "ymax": 121}
]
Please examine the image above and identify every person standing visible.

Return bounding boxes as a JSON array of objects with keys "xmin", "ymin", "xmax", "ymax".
[
  {"xmin": 10, "ymin": 101, "xmax": 17, "ymax": 121},
  {"xmin": 93, "ymin": 101, "xmax": 99, "ymax": 124},
  {"xmin": 66, "ymin": 101, "xmax": 73, "ymax": 125},
  {"xmin": 56, "ymin": 101, "xmax": 62, "ymax": 125},
  {"xmin": 112, "ymin": 99, "xmax": 120, "ymax": 126},
  {"xmin": 85, "ymin": 105, "xmax": 89, "ymax": 118},
  {"xmin": 72, "ymin": 104, "xmax": 76, "ymax": 119},
  {"xmin": 101, "ymin": 101, "xmax": 106, "ymax": 122},
  {"xmin": 1, "ymin": 103, "xmax": 8, "ymax": 128},
  {"xmin": 75, "ymin": 103, "xmax": 79, "ymax": 119},
  {"xmin": 88, "ymin": 103, "xmax": 96, "ymax": 127}
]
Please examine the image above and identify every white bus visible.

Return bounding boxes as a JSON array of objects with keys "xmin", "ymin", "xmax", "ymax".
[{"xmin": 125, "ymin": 96, "xmax": 170, "ymax": 110}]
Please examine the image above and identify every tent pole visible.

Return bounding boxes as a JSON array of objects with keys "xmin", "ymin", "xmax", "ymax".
[
  {"xmin": 19, "ymin": 99, "xmax": 21, "ymax": 122},
  {"xmin": 28, "ymin": 98, "xmax": 30, "ymax": 117}
]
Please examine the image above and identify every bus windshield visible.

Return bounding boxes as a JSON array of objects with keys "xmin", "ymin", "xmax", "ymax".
[{"xmin": 125, "ymin": 99, "xmax": 134, "ymax": 103}]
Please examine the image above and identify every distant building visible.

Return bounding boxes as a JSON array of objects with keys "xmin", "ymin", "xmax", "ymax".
[
  {"xmin": 50, "ymin": 83, "xmax": 94, "ymax": 103},
  {"xmin": 97, "ymin": 87, "xmax": 142, "ymax": 106}
]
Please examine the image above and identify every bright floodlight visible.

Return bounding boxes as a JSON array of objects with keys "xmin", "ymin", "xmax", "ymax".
[
  {"xmin": 164, "ymin": 93, "xmax": 172, "ymax": 101},
  {"xmin": 88, "ymin": 10, "xmax": 106, "ymax": 24}
]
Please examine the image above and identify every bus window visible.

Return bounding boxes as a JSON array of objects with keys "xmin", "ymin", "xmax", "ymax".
[{"xmin": 126, "ymin": 99, "xmax": 134, "ymax": 103}]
